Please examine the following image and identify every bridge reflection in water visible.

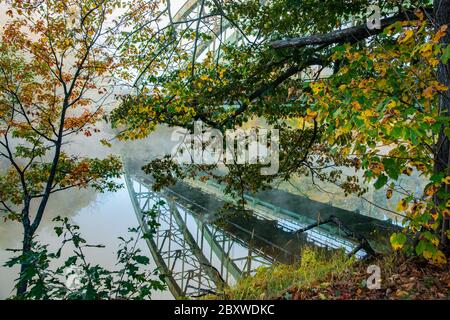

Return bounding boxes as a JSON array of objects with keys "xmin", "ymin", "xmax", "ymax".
[
  {"xmin": 125, "ymin": 172, "xmax": 368, "ymax": 299},
  {"xmin": 119, "ymin": 0, "xmax": 399, "ymax": 299}
]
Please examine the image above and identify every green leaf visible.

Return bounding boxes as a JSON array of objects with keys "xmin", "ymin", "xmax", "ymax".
[
  {"xmin": 64, "ymin": 256, "xmax": 78, "ymax": 267},
  {"xmin": 441, "ymin": 44, "xmax": 450, "ymax": 64},
  {"xmin": 382, "ymin": 158, "xmax": 399, "ymax": 180},
  {"xmin": 374, "ymin": 174, "xmax": 388, "ymax": 189},
  {"xmin": 430, "ymin": 172, "xmax": 445, "ymax": 183},
  {"xmin": 391, "ymin": 126, "xmax": 403, "ymax": 139},
  {"xmin": 444, "ymin": 127, "xmax": 450, "ymax": 140},
  {"xmin": 409, "ymin": 128, "xmax": 419, "ymax": 145},
  {"xmin": 133, "ymin": 255, "xmax": 150, "ymax": 265},
  {"xmin": 415, "ymin": 239, "xmax": 427, "ymax": 255},
  {"xmin": 390, "ymin": 232, "xmax": 407, "ymax": 250},
  {"xmin": 54, "ymin": 226, "xmax": 63, "ymax": 237}
]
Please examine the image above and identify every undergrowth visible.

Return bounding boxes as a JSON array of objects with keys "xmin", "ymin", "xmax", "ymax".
[{"xmin": 209, "ymin": 247, "xmax": 355, "ymax": 300}]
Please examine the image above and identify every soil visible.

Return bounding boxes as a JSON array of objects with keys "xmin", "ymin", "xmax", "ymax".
[{"xmin": 281, "ymin": 255, "xmax": 450, "ymax": 300}]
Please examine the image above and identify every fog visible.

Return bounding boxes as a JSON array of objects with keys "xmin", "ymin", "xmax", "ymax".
[
  {"xmin": 0, "ymin": 0, "xmax": 428, "ymax": 300},
  {"xmin": 0, "ymin": 123, "xmax": 177, "ymax": 299}
]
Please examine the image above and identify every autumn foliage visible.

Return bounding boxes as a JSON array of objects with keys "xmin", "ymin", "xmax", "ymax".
[{"xmin": 0, "ymin": 0, "xmax": 123, "ymax": 295}]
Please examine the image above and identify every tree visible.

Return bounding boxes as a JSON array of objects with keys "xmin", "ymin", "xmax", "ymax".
[
  {"xmin": 111, "ymin": 0, "xmax": 450, "ymax": 263},
  {"xmin": 5, "ymin": 207, "xmax": 166, "ymax": 300},
  {"xmin": 433, "ymin": 0, "xmax": 450, "ymax": 253},
  {"xmin": 0, "ymin": 0, "xmax": 125, "ymax": 295}
]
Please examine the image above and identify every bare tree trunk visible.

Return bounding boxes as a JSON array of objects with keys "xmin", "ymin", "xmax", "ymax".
[
  {"xmin": 17, "ymin": 197, "xmax": 32, "ymax": 296},
  {"xmin": 434, "ymin": 0, "xmax": 450, "ymax": 253},
  {"xmin": 17, "ymin": 228, "xmax": 32, "ymax": 296}
]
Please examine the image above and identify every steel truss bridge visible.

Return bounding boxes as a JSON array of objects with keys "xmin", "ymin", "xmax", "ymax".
[
  {"xmin": 171, "ymin": 0, "xmax": 238, "ymax": 59},
  {"xmin": 125, "ymin": 169, "xmax": 367, "ymax": 299},
  {"xmin": 125, "ymin": 173, "xmax": 275, "ymax": 298},
  {"xmin": 123, "ymin": 1, "xmax": 377, "ymax": 299}
]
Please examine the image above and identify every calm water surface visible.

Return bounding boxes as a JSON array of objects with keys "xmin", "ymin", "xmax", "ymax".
[{"xmin": 0, "ymin": 178, "xmax": 173, "ymax": 299}]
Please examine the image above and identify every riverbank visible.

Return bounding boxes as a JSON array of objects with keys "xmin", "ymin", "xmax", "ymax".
[{"xmin": 206, "ymin": 248, "xmax": 449, "ymax": 300}]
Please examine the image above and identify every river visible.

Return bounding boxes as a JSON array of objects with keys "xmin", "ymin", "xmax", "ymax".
[
  {"xmin": 0, "ymin": 121, "xmax": 421, "ymax": 299},
  {"xmin": 0, "ymin": 177, "xmax": 173, "ymax": 299}
]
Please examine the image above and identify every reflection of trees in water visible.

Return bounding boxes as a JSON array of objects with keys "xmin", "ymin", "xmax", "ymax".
[
  {"xmin": 0, "ymin": 130, "xmax": 105, "ymax": 249},
  {"xmin": 113, "ymin": 118, "xmax": 424, "ymax": 225},
  {"xmin": 0, "ymin": 188, "xmax": 98, "ymax": 249},
  {"xmin": 1, "ymin": 114, "xmax": 419, "ymax": 248},
  {"xmin": 115, "ymin": 125, "xmax": 184, "ymax": 174},
  {"xmin": 0, "ymin": 124, "xmax": 181, "ymax": 249},
  {"xmin": 276, "ymin": 168, "xmax": 426, "ymax": 223}
]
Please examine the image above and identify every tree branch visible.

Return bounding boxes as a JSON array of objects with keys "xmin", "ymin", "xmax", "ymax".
[{"xmin": 270, "ymin": 9, "xmax": 433, "ymax": 49}]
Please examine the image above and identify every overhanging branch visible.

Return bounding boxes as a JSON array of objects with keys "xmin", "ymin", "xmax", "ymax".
[
  {"xmin": 215, "ymin": 57, "xmax": 325, "ymax": 127},
  {"xmin": 270, "ymin": 9, "xmax": 433, "ymax": 49}
]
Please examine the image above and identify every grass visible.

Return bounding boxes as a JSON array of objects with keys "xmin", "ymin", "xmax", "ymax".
[
  {"xmin": 209, "ymin": 247, "xmax": 355, "ymax": 300},
  {"xmin": 206, "ymin": 250, "xmax": 450, "ymax": 300}
]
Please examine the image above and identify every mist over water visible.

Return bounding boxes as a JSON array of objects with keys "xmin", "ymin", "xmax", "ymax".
[
  {"xmin": 0, "ymin": 123, "xmax": 178, "ymax": 299},
  {"xmin": 0, "ymin": 111, "xmax": 428, "ymax": 299},
  {"xmin": 0, "ymin": 177, "xmax": 174, "ymax": 299}
]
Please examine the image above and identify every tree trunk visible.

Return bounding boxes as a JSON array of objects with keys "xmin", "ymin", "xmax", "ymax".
[
  {"xmin": 15, "ymin": 98, "xmax": 68, "ymax": 297},
  {"xmin": 16, "ymin": 197, "xmax": 33, "ymax": 296},
  {"xmin": 16, "ymin": 228, "xmax": 32, "ymax": 296},
  {"xmin": 434, "ymin": 0, "xmax": 450, "ymax": 253}
]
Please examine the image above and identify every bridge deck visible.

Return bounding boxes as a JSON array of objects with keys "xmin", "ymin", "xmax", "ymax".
[
  {"xmin": 138, "ymin": 176, "xmax": 305, "ymax": 263},
  {"xmin": 170, "ymin": 176, "xmax": 399, "ymax": 249},
  {"xmin": 183, "ymin": 176, "xmax": 399, "ymax": 246},
  {"xmin": 137, "ymin": 172, "xmax": 396, "ymax": 256},
  {"xmin": 249, "ymin": 188, "xmax": 400, "ymax": 243}
]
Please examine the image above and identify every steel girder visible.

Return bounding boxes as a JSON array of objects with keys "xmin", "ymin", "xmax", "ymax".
[{"xmin": 125, "ymin": 173, "xmax": 273, "ymax": 298}]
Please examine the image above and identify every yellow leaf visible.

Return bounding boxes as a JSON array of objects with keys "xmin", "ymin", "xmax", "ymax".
[
  {"xmin": 386, "ymin": 189, "xmax": 393, "ymax": 199},
  {"xmin": 432, "ymin": 25, "xmax": 448, "ymax": 43},
  {"xmin": 341, "ymin": 147, "xmax": 350, "ymax": 156},
  {"xmin": 311, "ymin": 82, "xmax": 324, "ymax": 95},
  {"xmin": 422, "ymin": 86, "xmax": 434, "ymax": 99},
  {"xmin": 423, "ymin": 250, "xmax": 433, "ymax": 259},
  {"xmin": 425, "ymin": 184, "xmax": 439, "ymax": 196},
  {"xmin": 304, "ymin": 109, "xmax": 318, "ymax": 121},
  {"xmin": 411, "ymin": 202, "xmax": 426, "ymax": 215},
  {"xmin": 429, "ymin": 58, "xmax": 440, "ymax": 67},
  {"xmin": 386, "ymin": 100, "xmax": 397, "ymax": 108},
  {"xmin": 335, "ymin": 127, "xmax": 349, "ymax": 138},
  {"xmin": 402, "ymin": 167, "xmax": 413, "ymax": 176},
  {"xmin": 360, "ymin": 109, "xmax": 375, "ymax": 122},
  {"xmin": 432, "ymin": 250, "xmax": 447, "ymax": 265},
  {"xmin": 369, "ymin": 162, "xmax": 384, "ymax": 175},
  {"xmin": 423, "ymin": 116, "xmax": 436, "ymax": 125},
  {"xmin": 399, "ymin": 29, "xmax": 414, "ymax": 43},
  {"xmin": 431, "ymin": 237, "xmax": 440, "ymax": 247},
  {"xmin": 100, "ymin": 139, "xmax": 112, "ymax": 148},
  {"xmin": 435, "ymin": 83, "xmax": 448, "ymax": 92},
  {"xmin": 351, "ymin": 101, "xmax": 361, "ymax": 111},
  {"xmin": 396, "ymin": 290, "xmax": 409, "ymax": 297},
  {"xmin": 431, "ymin": 210, "xmax": 439, "ymax": 221},
  {"xmin": 397, "ymin": 199, "xmax": 409, "ymax": 212},
  {"xmin": 414, "ymin": 162, "xmax": 427, "ymax": 172},
  {"xmin": 420, "ymin": 43, "xmax": 433, "ymax": 58}
]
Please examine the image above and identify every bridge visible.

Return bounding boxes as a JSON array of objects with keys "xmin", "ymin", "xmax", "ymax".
[
  {"xmin": 124, "ymin": 163, "xmax": 389, "ymax": 298},
  {"xmin": 125, "ymin": 172, "xmax": 274, "ymax": 298},
  {"xmin": 123, "ymin": 0, "xmax": 399, "ymax": 299}
]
